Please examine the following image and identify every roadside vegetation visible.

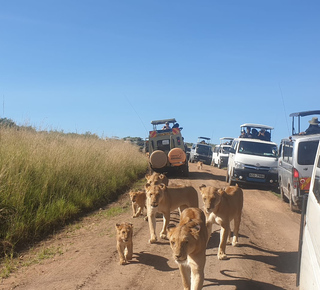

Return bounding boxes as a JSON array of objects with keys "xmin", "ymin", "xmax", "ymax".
[{"xmin": 0, "ymin": 125, "xmax": 148, "ymax": 261}]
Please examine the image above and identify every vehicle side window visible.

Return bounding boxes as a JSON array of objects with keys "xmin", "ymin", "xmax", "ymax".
[
  {"xmin": 314, "ymin": 157, "xmax": 320, "ymax": 203},
  {"xmin": 298, "ymin": 140, "xmax": 319, "ymax": 166},
  {"xmin": 279, "ymin": 143, "xmax": 283, "ymax": 157},
  {"xmin": 283, "ymin": 142, "xmax": 293, "ymax": 164}
]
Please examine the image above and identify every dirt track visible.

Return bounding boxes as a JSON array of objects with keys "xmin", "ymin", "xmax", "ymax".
[{"xmin": 0, "ymin": 163, "xmax": 301, "ymax": 290}]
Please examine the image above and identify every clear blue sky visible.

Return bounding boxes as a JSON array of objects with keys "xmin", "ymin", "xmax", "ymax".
[{"xmin": 1, "ymin": 1, "xmax": 319, "ymax": 145}]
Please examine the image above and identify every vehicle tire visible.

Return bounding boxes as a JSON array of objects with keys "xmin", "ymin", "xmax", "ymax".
[
  {"xmin": 289, "ymin": 188, "xmax": 298, "ymax": 212},
  {"xmin": 280, "ymin": 185, "xmax": 289, "ymax": 203},
  {"xmin": 228, "ymin": 169, "xmax": 235, "ymax": 186},
  {"xmin": 218, "ymin": 163, "xmax": 221, "ymax": 169},
  {"xmin": 150, "ymin": 150, "xmax": 167, "ymax": 169},
  {"xmin": 168, "ymin": 148, "xmax": 186, "ymax": 165},
  {"xmin": 181, "ymin": 163, "xmax": 189, "ymax": 177}
]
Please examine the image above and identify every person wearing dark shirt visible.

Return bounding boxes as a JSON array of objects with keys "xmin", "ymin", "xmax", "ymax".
[{"xmin": 300, "ymin": 117, "xmax": 320, "ymax": 135}]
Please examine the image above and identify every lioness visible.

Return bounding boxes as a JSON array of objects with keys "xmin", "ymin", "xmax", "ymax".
[
  {"xmin": 197, "ymin": 161, "xmax": 203, "ymax": 170},
  {"xmin": 145, "ymin": 172, "xmax": 169, "ymax": 186},
  {"xmin": 145, "ymin": 183, "xmax": 199, "ymax": 243},
  {"xmin": 199, "ymin": 184, "xmax": 243, "ymax": 260},
  {"xmin": 128, "ymin": 190, "xmax": 146, "ymax": 218},
  {"xmin": 115, "ymin": 222, "xmax": 133, "ymax": 265},
  {"xmin": 168, "ymin": 208, "xmax": 208, "ymax": 290}
]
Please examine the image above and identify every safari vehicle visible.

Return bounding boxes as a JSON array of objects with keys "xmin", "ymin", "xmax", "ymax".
[
  {"xmin": 297, "ymin": 141, "xmax": 320, "ymax": 289},
  {"xmin": 278, "ymin": 110, "xmax": 320, "ymax": 211},
  {"xmin": 212, "ymin": 137, "xmax": 234, "ymax": 169},
  {"xmin": 189, "ymin": 136, "xmax": 213, "ymax": 165},
  {"xmin": 226, "ymin": 124, "xmax": 278, "ymax": 187},
  {"xmin": 147, "ymin": 118, "xmax": 189, "ymax": 176}
]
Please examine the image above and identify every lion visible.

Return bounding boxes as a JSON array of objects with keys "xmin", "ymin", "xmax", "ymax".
[
  {"xmin": 197, "ymin": 161, "xmax": 203, "ymax": 170},
  {"xmin": 145, "ymin": 183, "xmax": 199, "ymax": 243},
  {"xmin": 199, "ymin": 184, "xmax": 243, "ymax": 260},
  {"xmin": 128, "ymin": 190, "xmax": 147, "ymax": 218},
  {"xmin": 145, "ymin": 172, "xmax": 169, "ymax": 186},
  {"xmin": 115, "ymin": 222, "xmax": 133, "ymax": 265},
  {"xmin": 168, "ymin": 208, "xmax": 208, "ymax": 290}
]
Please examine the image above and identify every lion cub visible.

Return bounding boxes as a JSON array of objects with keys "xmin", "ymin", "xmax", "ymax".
[
  {"xmin": 168, "ymin": 208, "xmax": 208, "ymax": 290},
  {"xmin": 129, "ymin": 190, "xmax": 146, "ymax": 218},
  {"xmin": 115, "ymin": 222, "xmax": 133, "ymax": 265},
  {"xmin": 197, "ymin": 161, "xmax": 203, "ymax": 170},
  {"xmin": 199, "ymin": 184, "xmax": 243, "ymax": 260}
]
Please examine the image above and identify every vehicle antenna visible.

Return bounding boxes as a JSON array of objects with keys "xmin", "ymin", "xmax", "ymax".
[
  {"xmin": 124, "ymin": 95, "xmax": 148, "ymax": 135},
  {"xmin": 279, "ymin": 84, "xmax": 290, "ymax": 135}
]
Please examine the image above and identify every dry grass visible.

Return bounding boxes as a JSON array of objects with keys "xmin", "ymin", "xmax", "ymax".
[{"xmin": 0, "ymin": 128, "xmax": 148, "ymax": 256}]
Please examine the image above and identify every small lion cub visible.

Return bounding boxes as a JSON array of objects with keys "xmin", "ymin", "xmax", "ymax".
[
  {"xmin": 197, "ymin": 161, "xmax": 203, "ymax": 170},
  {"xmin": 115, "ymin": 222, "xmax": 133, "ymax": 265},
  {"xmin": 129, "ymin": 190, "xmax": 147, "ymax": 218}
]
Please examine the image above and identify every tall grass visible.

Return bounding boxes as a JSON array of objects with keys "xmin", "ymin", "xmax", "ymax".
[{"xmin": 0, "ymin": 128, "xmax": 148, "ymax": 253}]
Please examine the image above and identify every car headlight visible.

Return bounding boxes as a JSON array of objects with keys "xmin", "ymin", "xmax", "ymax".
[
  {"xmin": 234, "ymin": 161, "xmax": 245, "ymax": 169},
  {"xmin": 269, "ymin": 167, "xmax": 278, "ymax": 173}
]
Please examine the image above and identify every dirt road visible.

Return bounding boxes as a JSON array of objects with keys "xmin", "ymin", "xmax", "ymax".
[{"xmin": 1, "ymin": 163, "xmax": 301, "ymax": 290}]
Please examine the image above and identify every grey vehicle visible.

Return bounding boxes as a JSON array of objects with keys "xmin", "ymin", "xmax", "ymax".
[
  {"xmin": 189, "ymin": 137, "xmax": 213, "ymax": 165},
  {"xmin": 278, "ymin": 110, "xmax": 320, "ymax": 211},
  {"xmin": 147, "ymin": 118, "xmax": 189, "ymax": 176}
]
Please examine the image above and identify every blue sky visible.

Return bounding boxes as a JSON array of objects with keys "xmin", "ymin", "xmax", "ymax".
[{"xmin": 1, "ymin": 1, "xmax": 319, "ymax": 145}]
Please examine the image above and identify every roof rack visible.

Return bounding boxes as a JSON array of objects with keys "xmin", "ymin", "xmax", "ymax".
[{"xmin": 289, "ymin": 110, "xmax": 320, "ymax": 135}]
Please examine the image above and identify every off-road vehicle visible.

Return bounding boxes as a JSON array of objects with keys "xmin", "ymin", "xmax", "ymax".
[
  {"xmin": 189, "ymin": 137, "xmax": 213, "ymax": 165},
  {"xmin": 147, "ymin": 118, "xmax": 189, "ymax": 176}
]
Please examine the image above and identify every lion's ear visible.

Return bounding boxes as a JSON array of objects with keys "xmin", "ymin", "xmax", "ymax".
[
  {"xmin": 159, "ymin": 174, "xmax": 165, "ymax": 179},
  {"xmin": 190, "ymin": 224, "xmax": 201, "ymax": 237},
  {"xmin": 115, "ymin": 223, "xmax": 120, "ymax": 229},
  {"xmin": 199, "ymin": 184, "xmax": 206, "ymax": 191},
  {"xmin": 218, "ymin": 188, "xmax": 225, "ymax": 195},
  {"xmin": 159, "ymin": 183, "xmax": 166, "ymax": 190},
  {"xmin": 167, "ymin": 224, "xmax": 176, "ymax": 236},
  {"xmin": 145, "ymin": 174, "xmax": 151, "ymax": 179},
  {"xmin": 145, "ymin": 183, "xmax": 151, "ymax": 190}
]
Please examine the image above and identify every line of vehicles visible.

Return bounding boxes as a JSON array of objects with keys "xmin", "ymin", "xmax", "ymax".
[{"xmin": 145, "ymin": 112, "xmax": 319, "ymax": 288}]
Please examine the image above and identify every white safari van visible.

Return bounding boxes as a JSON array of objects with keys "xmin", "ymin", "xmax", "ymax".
[
  {"xmin": 297, "ymin": 141, "xmax": 320, "ymax": 289},
  {"xmin": 226, "ymin": 124, "xmax": 278, "ymax": 187},
  {"xmin": 212, "ymin": 137, "xmax": 234, "ymax": 168},
  {"xmin": 278, "ymin": 111, "xmax": 320, "ymax": 211}
]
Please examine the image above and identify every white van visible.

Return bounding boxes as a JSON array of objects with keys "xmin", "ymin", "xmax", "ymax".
[
  {"xmin": 226, "ymin": 124, "xmax": 278, "ymax": 187},
  {"xmin": 278, "ymin": 111, "xmax": 320, "ymax": 211},
  {"xmin": 297, "ymin": 142, "xmax": 320, "ymax": 289},
  {"xmin": 212, "ymin": 137, "xmax": 234, "ymax": 168}
]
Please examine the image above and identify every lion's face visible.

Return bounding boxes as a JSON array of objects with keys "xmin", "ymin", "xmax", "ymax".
[
  {"xmin": 145, "ymin": 173, "xmax": 168, "ymax": 186},
  {"xmin": 115, "ymin": 223, "xmax": 133, "ymax": 242},
  {"xmin": 129, "ymin": 191, "xmax": 144, "ymax": 203},
  {"xmin": 145, "ymin": 183, "xmax": 165, "ymax": 208},
  {"xmin": 199, "ymin": 185, "xmax": 222, "ymax": 214},
  {"xmin": 168, "ymin": 221, "xmax": 200, "ymax": 264}
]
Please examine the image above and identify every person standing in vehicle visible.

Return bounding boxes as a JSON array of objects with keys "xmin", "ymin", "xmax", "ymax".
[{"xmin": 300, "ymin": 117, "xmax": 320, "ymax": 135}]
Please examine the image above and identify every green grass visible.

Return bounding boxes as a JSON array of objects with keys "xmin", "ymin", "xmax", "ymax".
[{"xmin": 0, "ymin": 128, "xmax": 148, "ymax": 257}]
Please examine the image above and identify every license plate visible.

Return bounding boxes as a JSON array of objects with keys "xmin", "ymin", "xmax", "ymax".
[{"xmin": 249, "ymin": 173, "xmax": 265, "ymax": 179}]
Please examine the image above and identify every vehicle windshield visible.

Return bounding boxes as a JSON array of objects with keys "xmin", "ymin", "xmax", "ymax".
[
  {"xmin": 238, "ymin": 141, "xmax": 278, "ymax": 157},
  {"xmin": 298, "ymin": 140, "xmax": 319, "ymax": 165},
  {"xmin": 221, "ymin": 146, "xmax": 231, "ymax": 154},
  {"xmin": 196, "ymin": 144, "xmax": 212, "ymax": 155}
]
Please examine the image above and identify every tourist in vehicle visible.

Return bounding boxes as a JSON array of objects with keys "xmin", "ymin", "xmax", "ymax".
[
  {"xmin": 299, "ymin": 117, "xmax": 320, "ymax": 135},
  {"xmin": 245, "ymin": 127, "xmax": 252, "ymax": 138},
  {"xmin": 162, "ymin": 122, "xmax": 171, "ymax": 130}
]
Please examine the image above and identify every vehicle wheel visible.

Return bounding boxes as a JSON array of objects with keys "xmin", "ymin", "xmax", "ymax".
[
  {"xmin": 181, "ymin": 163, "xmax": 189, "ymax": 177},
  {"xmin": 289, "ymin": 188, "xmax": 298, "ymax": 212},
  {"xmin": 280, "ymin": 185, "xmax": 289, "ymax": 203},
  {"xmin": 218, "ymin": 163, "xmax": 221, "ymax": 169},
  {"xmin": 228, "ymin": 169, "xmax": 235, "ymax": 186}
]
